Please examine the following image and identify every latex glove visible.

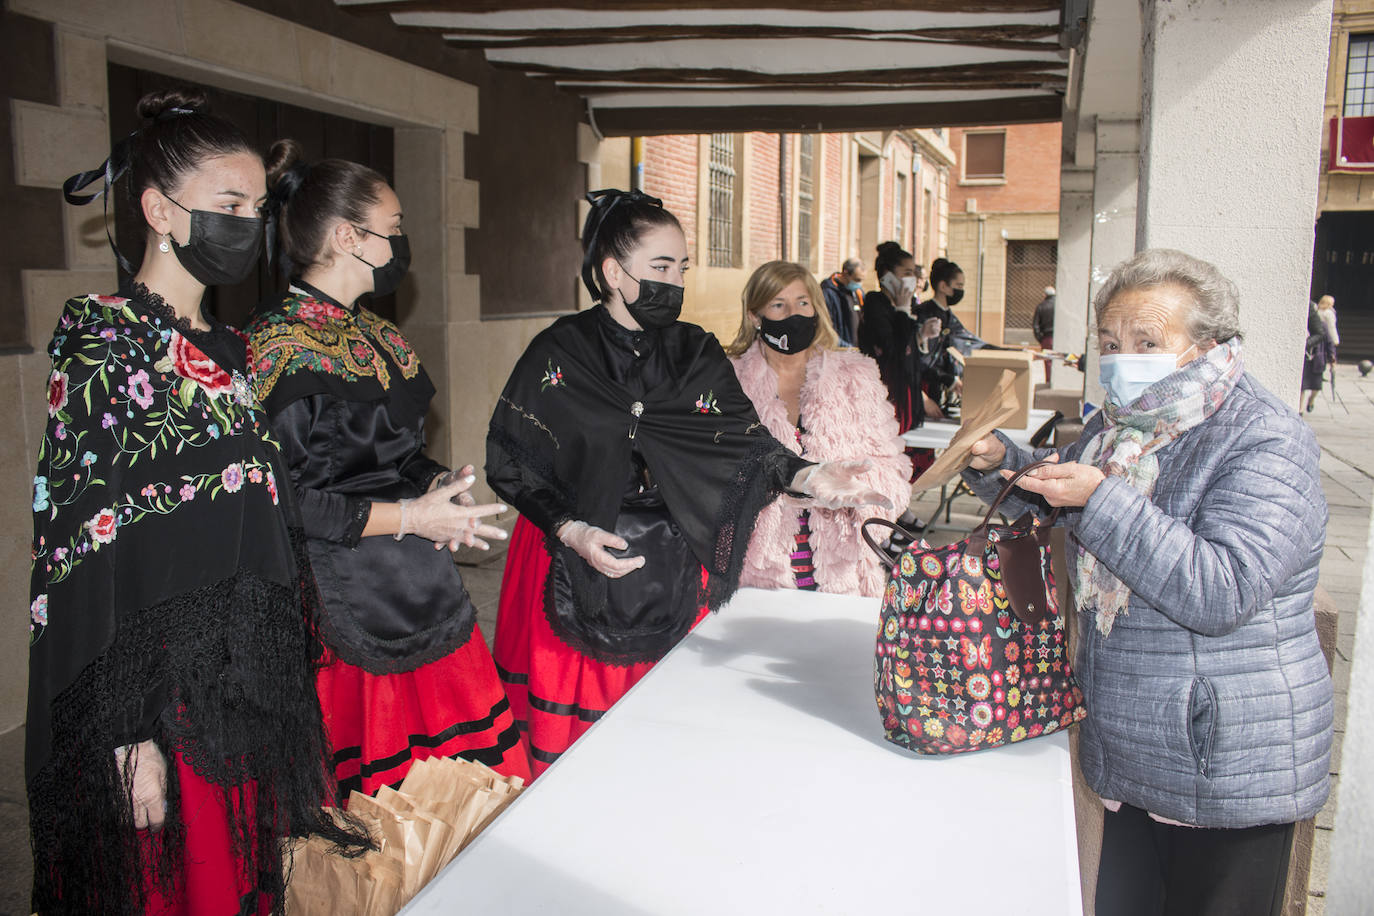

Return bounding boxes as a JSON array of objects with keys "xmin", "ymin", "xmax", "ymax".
[
  {"xmin": 557, "ymin": 520, "xmax": 645, "ymax": 579},
  {"xmin": 114, "ymin": 740, "xmax": 167, "ymax": 831},
  {"xmin": 792, "ymin": 460, "xmax": 894, "ymax": 511},
  {"xmin": 399, "ymin": 474, "xmax": 508, "ymax": 552},
  {"xmin": 432, "ymin": 464, "xmax": 478, "ymax": 507}
]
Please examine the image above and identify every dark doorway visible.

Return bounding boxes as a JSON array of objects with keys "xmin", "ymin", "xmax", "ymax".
[
  {"xmin": 1311, "ymin": 210, "xmax": 1374, "ymax": 360},
  {"xmin": 106, "ymin": 64, "xmax": 395, "ymax": 330},
  {"xmin": 1004, "ymin": 239, "xmax": 1057, "ymax": 346}
]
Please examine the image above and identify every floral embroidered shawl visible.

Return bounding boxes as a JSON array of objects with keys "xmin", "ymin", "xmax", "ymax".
[{"xmin": 27, "ymin": 288, "xmax": 364, "ymax": 914}]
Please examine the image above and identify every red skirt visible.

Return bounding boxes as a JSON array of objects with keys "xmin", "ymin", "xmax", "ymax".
[
  {"xmin": 316, "ymin": 627, "xmax": 532, "ymax": 799},
  {"xmin": 140, "ymin": 752, "xmax": 271, "ymax": 916},
  {"xmin": 494, "ymin": 516, "xmax": 708, "ymax": 779}
]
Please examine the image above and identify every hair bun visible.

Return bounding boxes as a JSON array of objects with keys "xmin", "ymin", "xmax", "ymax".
[
  {"xmin": 137, "ymin": 87, "xmax": 208, "ymax": 122},
  {"xmin": 876, "ymin": 240, "xmax": 903, "ymax": 254},
  {"xmin": 930, "ymin": 257, "xmax": 951, "ymax": 271},
  {"xmin": 266, "ymin": 138, "xmax": 308, "ymax": 200}
]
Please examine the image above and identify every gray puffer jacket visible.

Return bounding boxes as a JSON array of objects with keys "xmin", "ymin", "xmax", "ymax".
[{"xmin": 963, "ymin": 373, "xmax": 1332, "ymax": 828}]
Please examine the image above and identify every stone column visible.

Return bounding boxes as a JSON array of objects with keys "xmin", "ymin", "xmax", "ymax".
[
  {"xmin": 1327, "ymin": 497, "xmax": 1374, "ymax": 913},
  {"xmin": 1085, "ymin": 119, "xmax": 1140, "ymax": 407},
  {"xmin": 1137, "ymin": 0, "xmax": 1334, "ymax": 399},
  {"xmin": 1052, "ymin": 165, "xmax": 1093, "ymax": 390}
]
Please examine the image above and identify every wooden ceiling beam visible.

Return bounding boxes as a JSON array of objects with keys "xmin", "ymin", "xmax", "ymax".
[
  {"xmin": 489, "ymin": 59, "xmax": 1064, "ymax": 84},
  {"xmin": 590, "ymin": 93, "xmax": 1063, "ymax": 135},
  {"xmin": 567, "ymin": 79, "xmax": 1067, "ymax": 95},
  {"xmin": 344, "ymin": 1, "xmax": 1059, "ymax": 13},
  {"xmin": 436, "ymin": 25, "xmax": 1060, "ymax": 52}
]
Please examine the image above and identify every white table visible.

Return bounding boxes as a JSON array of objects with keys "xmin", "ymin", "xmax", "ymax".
[
  {"xmin": 901, "ymin": 407, "xmax": 1060, "ymax": 451},
  {"xmin": 403, "ymin": 589, "xmax": 1082, "ymax": 916}
]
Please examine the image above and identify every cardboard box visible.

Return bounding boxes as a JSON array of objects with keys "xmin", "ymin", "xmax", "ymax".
[{"xmin": 961, "ymin": 349, "xmax": 1035, "ymax": 428}]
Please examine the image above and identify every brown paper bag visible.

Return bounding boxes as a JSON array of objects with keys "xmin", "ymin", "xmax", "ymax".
[
  {"xmin": 285, "ymin": 835, "xmax": 365, "ymax": 916},
  {"xmin": 912, "ymin": 368, "xmax": 1022, "ymax": 491}
]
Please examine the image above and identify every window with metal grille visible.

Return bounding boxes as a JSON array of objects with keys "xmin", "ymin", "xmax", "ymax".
[
  {"xmin": 1003, "ymin": 239, "xmax": 1057, "ymax": 345},
  {"xmin": 708, "ymin": 133, "xmax": 739, "ymax": 268},
  {"xmin": 1345, "ymin": 34, "xmax": 1374, "ymax": 117},
  {"xmin": 963, "ymin": 131, "xmax": 1006, "ymax": 181},
  {"xmin": 895, "ymin": 173, "xmax": 906, "ymax": 248},
  {"xmin": 797, "ymin": 134, "xmax": 815, "ymax": 269}
]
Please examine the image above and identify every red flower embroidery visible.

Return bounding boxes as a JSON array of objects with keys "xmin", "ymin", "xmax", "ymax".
[
  {"xmin": 169, "ymin": 332, "xmax": 233, "ymax": 396},
  {"xmin": 87, "ymin": 509, "xmax": 118, "ymax": 546},
  {"xmin": 295, "ymin": 299, "xmax": 346, "ymax": 326},
  {"xmin": 47, "ymin": 370, "xmax": 69, "ymax": 417}
]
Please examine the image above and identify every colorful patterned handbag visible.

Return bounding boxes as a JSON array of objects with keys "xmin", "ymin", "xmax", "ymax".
[{"xmin": 862, "ymin": 461, "xmax": 1087, "ymax": 755}]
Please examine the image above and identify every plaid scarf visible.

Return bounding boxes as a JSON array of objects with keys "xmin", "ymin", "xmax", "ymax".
[{"xmin": 1075, "ymin": 340, "xmax": 1244, "ymax": 635}]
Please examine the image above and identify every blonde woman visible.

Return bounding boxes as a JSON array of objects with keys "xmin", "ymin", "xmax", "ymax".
[
  {"xmin": 1302, "ymin": 295, "xmax": 1339, "ymax": 412},
  {"xmin": 726, "ymin": 261, "xmax": 912, "ymax": 596}
]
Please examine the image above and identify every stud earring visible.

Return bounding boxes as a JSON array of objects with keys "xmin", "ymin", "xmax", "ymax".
[{"xmin": 158, "ymin": 235, "xmax": 171, "ymax": 253}]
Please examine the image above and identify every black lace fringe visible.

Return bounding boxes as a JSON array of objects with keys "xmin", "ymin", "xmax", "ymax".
[{"xmin": 29, "ymin": 530, "xmax": 371, "ymax": 915}]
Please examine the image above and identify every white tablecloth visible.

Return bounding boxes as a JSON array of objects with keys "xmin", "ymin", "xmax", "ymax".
[
  {"xmin": 403, "ymin": 588, "xmax": 1082, "ymax": 916},
  {"xmin": 901, "ymin": 407, "xmax": 1060, "ymax": 451}
]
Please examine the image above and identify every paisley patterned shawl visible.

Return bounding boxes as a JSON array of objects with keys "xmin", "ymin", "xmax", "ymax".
[{"xmin": 248, "ymin": 287, "xmax": 433, "ymax": 419}]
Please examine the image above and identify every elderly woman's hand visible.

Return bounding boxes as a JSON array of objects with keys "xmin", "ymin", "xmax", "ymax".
[
  {"xmin": 967, "ymin": 434, "xmax": 1006, "ymax": 471},
  {"xmin": 1000, "ymin": 453, "xmax": 1105, "ymax": 507}
]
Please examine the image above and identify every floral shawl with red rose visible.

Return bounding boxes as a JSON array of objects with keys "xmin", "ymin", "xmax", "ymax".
[{"xmin": 26, "ymin": 286, "xmax": 364, "ymax": 915}]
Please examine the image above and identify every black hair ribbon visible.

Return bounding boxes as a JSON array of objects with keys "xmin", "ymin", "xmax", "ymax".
[{"xmin": 579, "ymin": 187, "xmax": 664, "ymax": 301}]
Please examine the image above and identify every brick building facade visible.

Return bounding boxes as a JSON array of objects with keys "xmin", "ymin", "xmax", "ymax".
[
  {"xmin": 946, "ymin": 122, "xmax": 1062, "ymax": 346},
  {"xmin": 599, "ymin": 130, "xmax": 955, "ymax": 340}
]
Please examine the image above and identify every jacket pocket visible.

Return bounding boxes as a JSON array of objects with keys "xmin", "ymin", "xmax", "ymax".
[{"xmin": 1188, "ymin": 676, "xmax": 1217, "ymax": 777}]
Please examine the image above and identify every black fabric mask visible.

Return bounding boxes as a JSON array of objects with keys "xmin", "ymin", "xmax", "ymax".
[
  {"xmin": 619, "ymin": 264, "xmax": 683, "ymax": 329},
  {"xmin": 353, "ymin": 229, "xmax": 411, "ymax": 297},
  {"xmin": 166, "ymin": 196, "xmax": 263, "ymax": 286},
  {"xmin": 946, "ymin": 288, "xmax": 965, "ymax": 307},
  {"xmin": 757, "ymin": 313, "xmax": 818, "ymax": 354}
]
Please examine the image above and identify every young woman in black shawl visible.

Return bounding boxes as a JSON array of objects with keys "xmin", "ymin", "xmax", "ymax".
[
  {"xmin": 856, "ymin": 241, "xmax": 946, "ymax": 494},
  {"xmin": 913, "ymin": 256, "xmax": 988, "ymax": 410},
  {"xmin": 246, "ymin": 140, "xmax": 531, "ymax": 797},
  {"xmin": 31, "ymin": 88, "xmax": 367, "ymax": 915},
  {"xmin": 486, "ymin": 190, "xmax": 889, "ymax": 776}
]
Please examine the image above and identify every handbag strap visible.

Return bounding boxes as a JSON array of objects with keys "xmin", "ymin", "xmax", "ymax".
[
  {"xmin": 974, "ymin": 459, "xmax": 1064, "ymax": 534},
  {"xmin": 860, "ymin": 518, "xmax": 911, "ymax": 571}
]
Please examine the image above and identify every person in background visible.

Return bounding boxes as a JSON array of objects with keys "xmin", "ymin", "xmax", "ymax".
[
  {"xmin": 856, "ymin": 240, "xmax": 940, "ymax": 532},
  {"xmin": 915, "ymin": 257, "xmax": 987, "ymax": 409},
  {"xmin": 1301, "ymin": 296, "xmax": 1338, "ymax": 413},
  {"xmin": 820, "ymin": 257, "xmax": 865, "ymax": 347},
  {"xmin": 1033, "ymin": 285, "xmax": 1056, "ymax": 382},
  {"xmin": 726, "ymin": 260, "xmax": 912, "ymax": 596},
  {"xmin": 486, "ymin": 190, "xmax": 889, "ymax": 777},
  {"xmin": 965, "ymin": 248, "xmax": 1331, "ymax": 916},
  {"xmin": 250, "ymin": 140, "xmax": 531, "ymax": 798},
  {"xmin": 33, "ymin": 88, "xmax": 367, "ymax": 914}
]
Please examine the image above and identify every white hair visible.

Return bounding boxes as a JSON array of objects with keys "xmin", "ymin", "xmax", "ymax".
[{"xmin": 1094, "ymin": 249, "xmax": 1242, "ymax": 344}]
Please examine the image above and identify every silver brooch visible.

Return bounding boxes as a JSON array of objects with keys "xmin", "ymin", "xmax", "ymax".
[{"xmin": 231, "ymin": 370, "xmax": 255, "ymax": 407}]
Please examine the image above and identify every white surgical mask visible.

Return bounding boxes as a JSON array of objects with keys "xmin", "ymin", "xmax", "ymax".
[
  {"xmin": 1098, "ymin": 345, "xmax": 1197, "ymax": 407},
  {"xmin": 880, "ymin": 272, "xmax": 919, "ymax": 301}
]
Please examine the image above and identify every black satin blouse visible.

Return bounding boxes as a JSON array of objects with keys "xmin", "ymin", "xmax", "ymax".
[{"xmin": 250, "ymin": 284, "xmax": 477, "ymax": 673}]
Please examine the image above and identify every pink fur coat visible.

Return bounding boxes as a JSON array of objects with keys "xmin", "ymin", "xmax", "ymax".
[{"xmin": 730, "ymin": 343, "xmax": 912, "ymax": 598}]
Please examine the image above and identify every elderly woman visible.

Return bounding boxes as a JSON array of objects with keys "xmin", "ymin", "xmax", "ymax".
[
  {"xmin": 964, "ymin": 249, "xmax": 1332, "ymax": 915},
  {"xmin": 725, "ymin": 261, "xmax": 912, "ymax": 596}
]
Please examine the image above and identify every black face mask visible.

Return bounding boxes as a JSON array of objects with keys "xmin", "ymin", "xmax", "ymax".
[
  {"xmin": 757, "ymin": 313, "xmax": 818, "ymax": 354},
  {"xmin": 618, "ymin": 264, "xmax": 683, "ymax": 329},
  {"xmin": 945, "ymin": 287, "xmax": 965, "ymax": 307},
  {"xmin": 353, "ymin": 228, "xmax": 411, "ymax": 297},
  {"xmin": 166, "ymin": 196, "xmax": 263, "ymax": 286}
]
